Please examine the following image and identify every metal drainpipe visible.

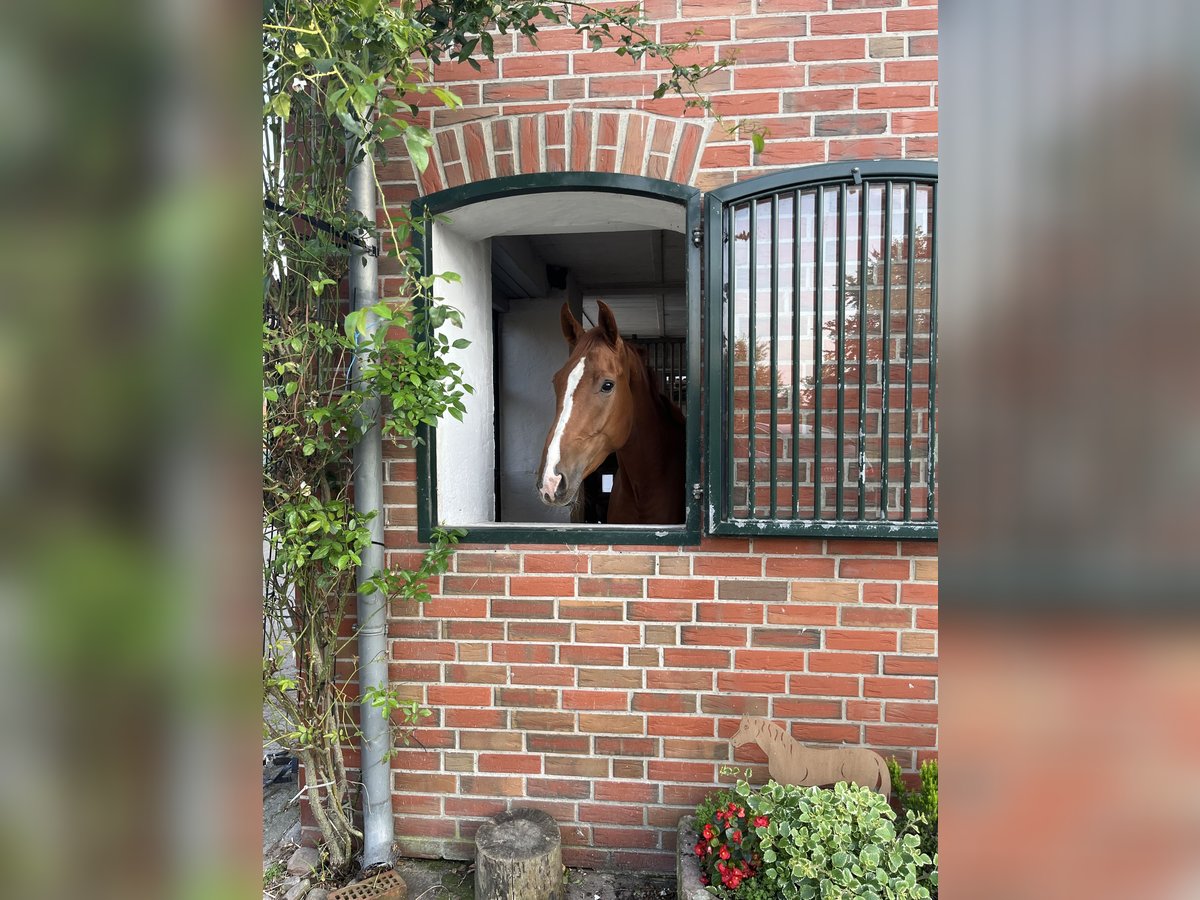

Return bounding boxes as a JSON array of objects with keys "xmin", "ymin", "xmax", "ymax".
[{"xmin": 349, "ymin": 147, "xmax": 394, "ymax": 868}]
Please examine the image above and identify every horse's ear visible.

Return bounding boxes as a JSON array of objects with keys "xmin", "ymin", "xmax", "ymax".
[
  {"xmin": 596, "ymin": 300, "xmax": 621, "ymax": 347},
  {"xmin": 560, "ymin": 303, "xmax": 583, "ymax": 350}
]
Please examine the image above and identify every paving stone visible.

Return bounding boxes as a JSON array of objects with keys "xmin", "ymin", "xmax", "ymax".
[{"xmin": 287, "ymin": 846, "xmax": 321, "ymax": 876}]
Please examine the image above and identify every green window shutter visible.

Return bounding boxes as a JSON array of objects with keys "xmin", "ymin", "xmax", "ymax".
[{"xmin": 702, "ymin": 161, "xmax": 938, "ymax": 539}]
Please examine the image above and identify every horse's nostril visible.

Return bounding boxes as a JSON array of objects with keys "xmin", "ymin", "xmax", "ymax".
[
  {"xmin": 539, "ymin": 471, "xmax": 565, "ymax": 504},
  {"xmin": 555, "ymin": 479, "xmax": 568, "ymax": 500}
]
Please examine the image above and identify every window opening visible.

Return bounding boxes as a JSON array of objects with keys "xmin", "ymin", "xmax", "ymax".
[{"xmin": 414, "ymin": 176, "xmax": 701, "ymax": 545}]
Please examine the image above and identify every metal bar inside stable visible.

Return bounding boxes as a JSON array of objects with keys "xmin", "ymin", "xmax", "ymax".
[
  {"xmin": 857, "ymin": 182, "xmax": 870, "ymax": 520},
  {"xmin": 813, "ymin": 187, "xmax": 824, "ymax": 520},
  {"xmin": 926, "ymin": 182, "xmax": 938, "ymax": 519},
  {"xmin": 835, "ymin": 184, "xmax": 847, "ymax": 520},
  {"xmin": 747, "ymin": 200, "xmax": 758, "ymax": 518},
  {"xmin": 791, "ymin": 190, "xmax": 802, "ymax": 519},
  {"xmin": 672, "ymin": 340, "xmax": 678, "ymax": 405},
  {"xmin": 903, "ymin": 181, "xmax": 917, "ymax": 520},
  {"xmin": 769, "ymin": 195, "xmax": 780, "ymax": 518},
  {"xmin": 880, "ymin": 182, "xmax": 893, "ymax": 519},
  {"xmin": 726, "ymin": 207, "xmax": 737, "ymax": 518}
]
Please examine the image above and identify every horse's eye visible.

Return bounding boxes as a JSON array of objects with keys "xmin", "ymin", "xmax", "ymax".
[{"xmin": 600, "ymin": 380, "xmax": 615, "ymax": 394}]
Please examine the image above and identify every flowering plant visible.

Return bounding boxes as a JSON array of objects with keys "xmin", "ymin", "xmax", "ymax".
[
  {"xmin": 694, "ymin": 779, "xmax": 936, "ymax": 898},
  {"xmin": 693, "ymin": 797, "xmax": 769, "ymax": 893}
]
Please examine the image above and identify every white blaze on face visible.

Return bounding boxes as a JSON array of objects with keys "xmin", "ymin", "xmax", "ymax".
[{"xmin": 541, "ymin": 357, "xmax": 586, "ymax": 499}]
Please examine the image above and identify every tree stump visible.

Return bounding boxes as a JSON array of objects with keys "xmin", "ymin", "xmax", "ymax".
[{"xmin": 474, "ymin": 808, "xmax": 563, "ymax": 900}]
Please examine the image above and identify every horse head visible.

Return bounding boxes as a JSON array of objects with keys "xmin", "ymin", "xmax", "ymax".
[
  {"xmin": 730, "ymin": 716, "xmax": 762, "ymax": 749},
  {"xmin": 536, "ymin": 300, "xmax": 635, "ymax": 508}
]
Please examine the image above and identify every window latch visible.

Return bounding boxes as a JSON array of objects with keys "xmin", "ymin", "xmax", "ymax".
[
  {"xmin": 851, "ymin": 166, "xmax": 863, "ymax": 185},
  {"xmin": 692, "ymin": 483, "xmax": 704, "ymax": 501}
]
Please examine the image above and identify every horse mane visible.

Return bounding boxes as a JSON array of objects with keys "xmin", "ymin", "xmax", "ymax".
[
  {"xmin": 572, "ymin": 329, "xmax": 684, "ymax": 427},
  {"xmin": 745, "ymin": 716, "xmax": 787, "ymax": 743},
  {"xmin": 627, "ymin": 343, "xmax": 686, "ymax": 427}
]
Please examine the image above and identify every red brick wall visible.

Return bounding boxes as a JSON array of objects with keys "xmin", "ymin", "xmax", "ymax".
[
  {"xmin": 383, "ymin": 476, "xmax": 937, "ymax": 871},
  {"xmin": 372, "ymin": 0, "xmax": 938, "ymax": 874},
  {"xmin": 376, "ymin": 0, "xmax": 937, "ymax": 207}
]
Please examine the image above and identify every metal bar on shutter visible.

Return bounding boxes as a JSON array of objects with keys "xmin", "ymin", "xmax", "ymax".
[
  {"xmin": 726, "ymin": 205, "xmax": 737, "ymax": 517},
  {"xmin": 927, "ymin": 183, "xmax": 938, "ymax": 519},
  {"xmin": 769, "ymin": 195, "xmax": 780, "ymax": 518},
  {"xmin": 903, "ymin": 181, "xmax": 916, "ymax": 520},
  {"xmin": 748, "ymin": 200, "xmax": 758, "ymax": 517},
  {"xmin": 835, "ymin": 184, "xmax": 847, "ymax": 521},
  {"xmin": 813, "ymin": 186, "xmax": 824, "ymax": 520},
  {"xmin": 791, "ymin": 190, "xmax": 802, "ymax": 520},
  {"xmin": 858, "ymin": 182, "xmax": 870, "ymax": 520},
  {"xmin": 880, "ymin": 181, "xmax": 893, "ymax": 519}
]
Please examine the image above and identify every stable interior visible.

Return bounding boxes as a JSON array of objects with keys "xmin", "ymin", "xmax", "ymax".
[{"xmin": 430, "ymin": 192, "xmax": 687, "ymax": 526}]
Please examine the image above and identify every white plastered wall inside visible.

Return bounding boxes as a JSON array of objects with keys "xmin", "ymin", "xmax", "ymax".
[{"xmin": 432, "ymin": 223, "xmax": 494, "ymax": 525}]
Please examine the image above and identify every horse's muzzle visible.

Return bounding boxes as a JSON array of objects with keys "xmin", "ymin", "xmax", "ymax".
[{"xmin": 538, "ymin": 470, "xmax": 572, "ymax": 506}]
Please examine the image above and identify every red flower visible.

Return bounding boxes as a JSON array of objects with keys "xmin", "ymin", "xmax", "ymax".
[
  {"xmin": 732, "ymin": 830, "xmax": 742, "ymax": 843},
  {"xmin": 694, "ymin": 842, "xmax": 704, "ymax": 857},
  {"xmin": 702, "ymin": 823, "xmax": 715, "ymax": 840},
  {"xmin": 727, "ymin": 802, "xmax": 737, "ymax": 812},
  {"xmin": 699, "ymin": 874, "xmax": 708, "ymax": 886},
  {"xmin": 717, "ymin": 861, "xmax": 727, "ymax": 873},
  {"xmin": 719, "ymin": 846, "xmax": 731, "ymax": 860},
  {"xmin": 754, "ymin": 815, "xmax": 769, "ymax": 828},
  {"xmin": 737, "ymin": 806, "xmax": 745, "ymax": 817}
]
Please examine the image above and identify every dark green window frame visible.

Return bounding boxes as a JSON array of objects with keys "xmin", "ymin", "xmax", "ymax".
[
  {"xmin": 703, "ymin": 161, "xmax": 939, "ymax": 540},
  {"xmin": 413, "ymin": 172, "xmax": 703, "ymax": 546}
]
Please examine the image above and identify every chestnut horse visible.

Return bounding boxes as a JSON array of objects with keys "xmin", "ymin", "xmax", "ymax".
[{"xmin": 536, "ymin": 301, "xmax": 685, "ymax": 524}]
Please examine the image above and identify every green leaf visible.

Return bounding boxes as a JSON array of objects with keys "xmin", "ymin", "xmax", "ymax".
[
  {"xmin": 431, "ymin": 87, "xmax": 462, "ymax": 109},
  {"xmin": 751, "ymin": 130, "xmax": 766, "ymax": 154},
  {"xmin": 451, "ymin": 338, "xmax": 470, "ymax": 349},
  {"xmin": 404, "ymin": 130, "xmax": 431, "ymax": 173},
  {"xmin": 269, "ymin": 91, "xmax": 291, "ymax": 120}
]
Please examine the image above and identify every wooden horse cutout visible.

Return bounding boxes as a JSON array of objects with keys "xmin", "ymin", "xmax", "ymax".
[
  {"xmin": 536, "ymin": 301, "xmax": 685, "ymax": 524},
  {"xmin": 731, "ymin": 716, "xmax": 890, "ymax": 798}
]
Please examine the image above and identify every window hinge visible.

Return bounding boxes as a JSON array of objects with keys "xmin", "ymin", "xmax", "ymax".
[
  {"xmin": 851, "ymin": 165, "xmax": 863, "ymax": 185},
  {"xmin": 692, "ymin": 483, "xmax": 704, "ymax": 501},
  {"xmin": 691, "ymin": 226, "xmax": 703, "ymax": 248}
]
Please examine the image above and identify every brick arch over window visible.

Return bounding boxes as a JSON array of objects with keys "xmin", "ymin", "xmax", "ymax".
[{"xmin": 416, "ymin": 110, "xmax": 711, "ymax": 195}]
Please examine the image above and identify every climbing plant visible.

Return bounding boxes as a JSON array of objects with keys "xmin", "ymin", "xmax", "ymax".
[{"xmin": 262, "ymin": 0, "xmax": 728, "ymax": 877}]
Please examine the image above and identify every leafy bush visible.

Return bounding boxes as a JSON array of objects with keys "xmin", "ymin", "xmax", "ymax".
[
  {"xmin": 695, "ymin": 780, "xmax": 936, "ymax": 899},
  {"xmin": 889, "ymin": 758, "xmax": 939, "ymax": 865}
]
